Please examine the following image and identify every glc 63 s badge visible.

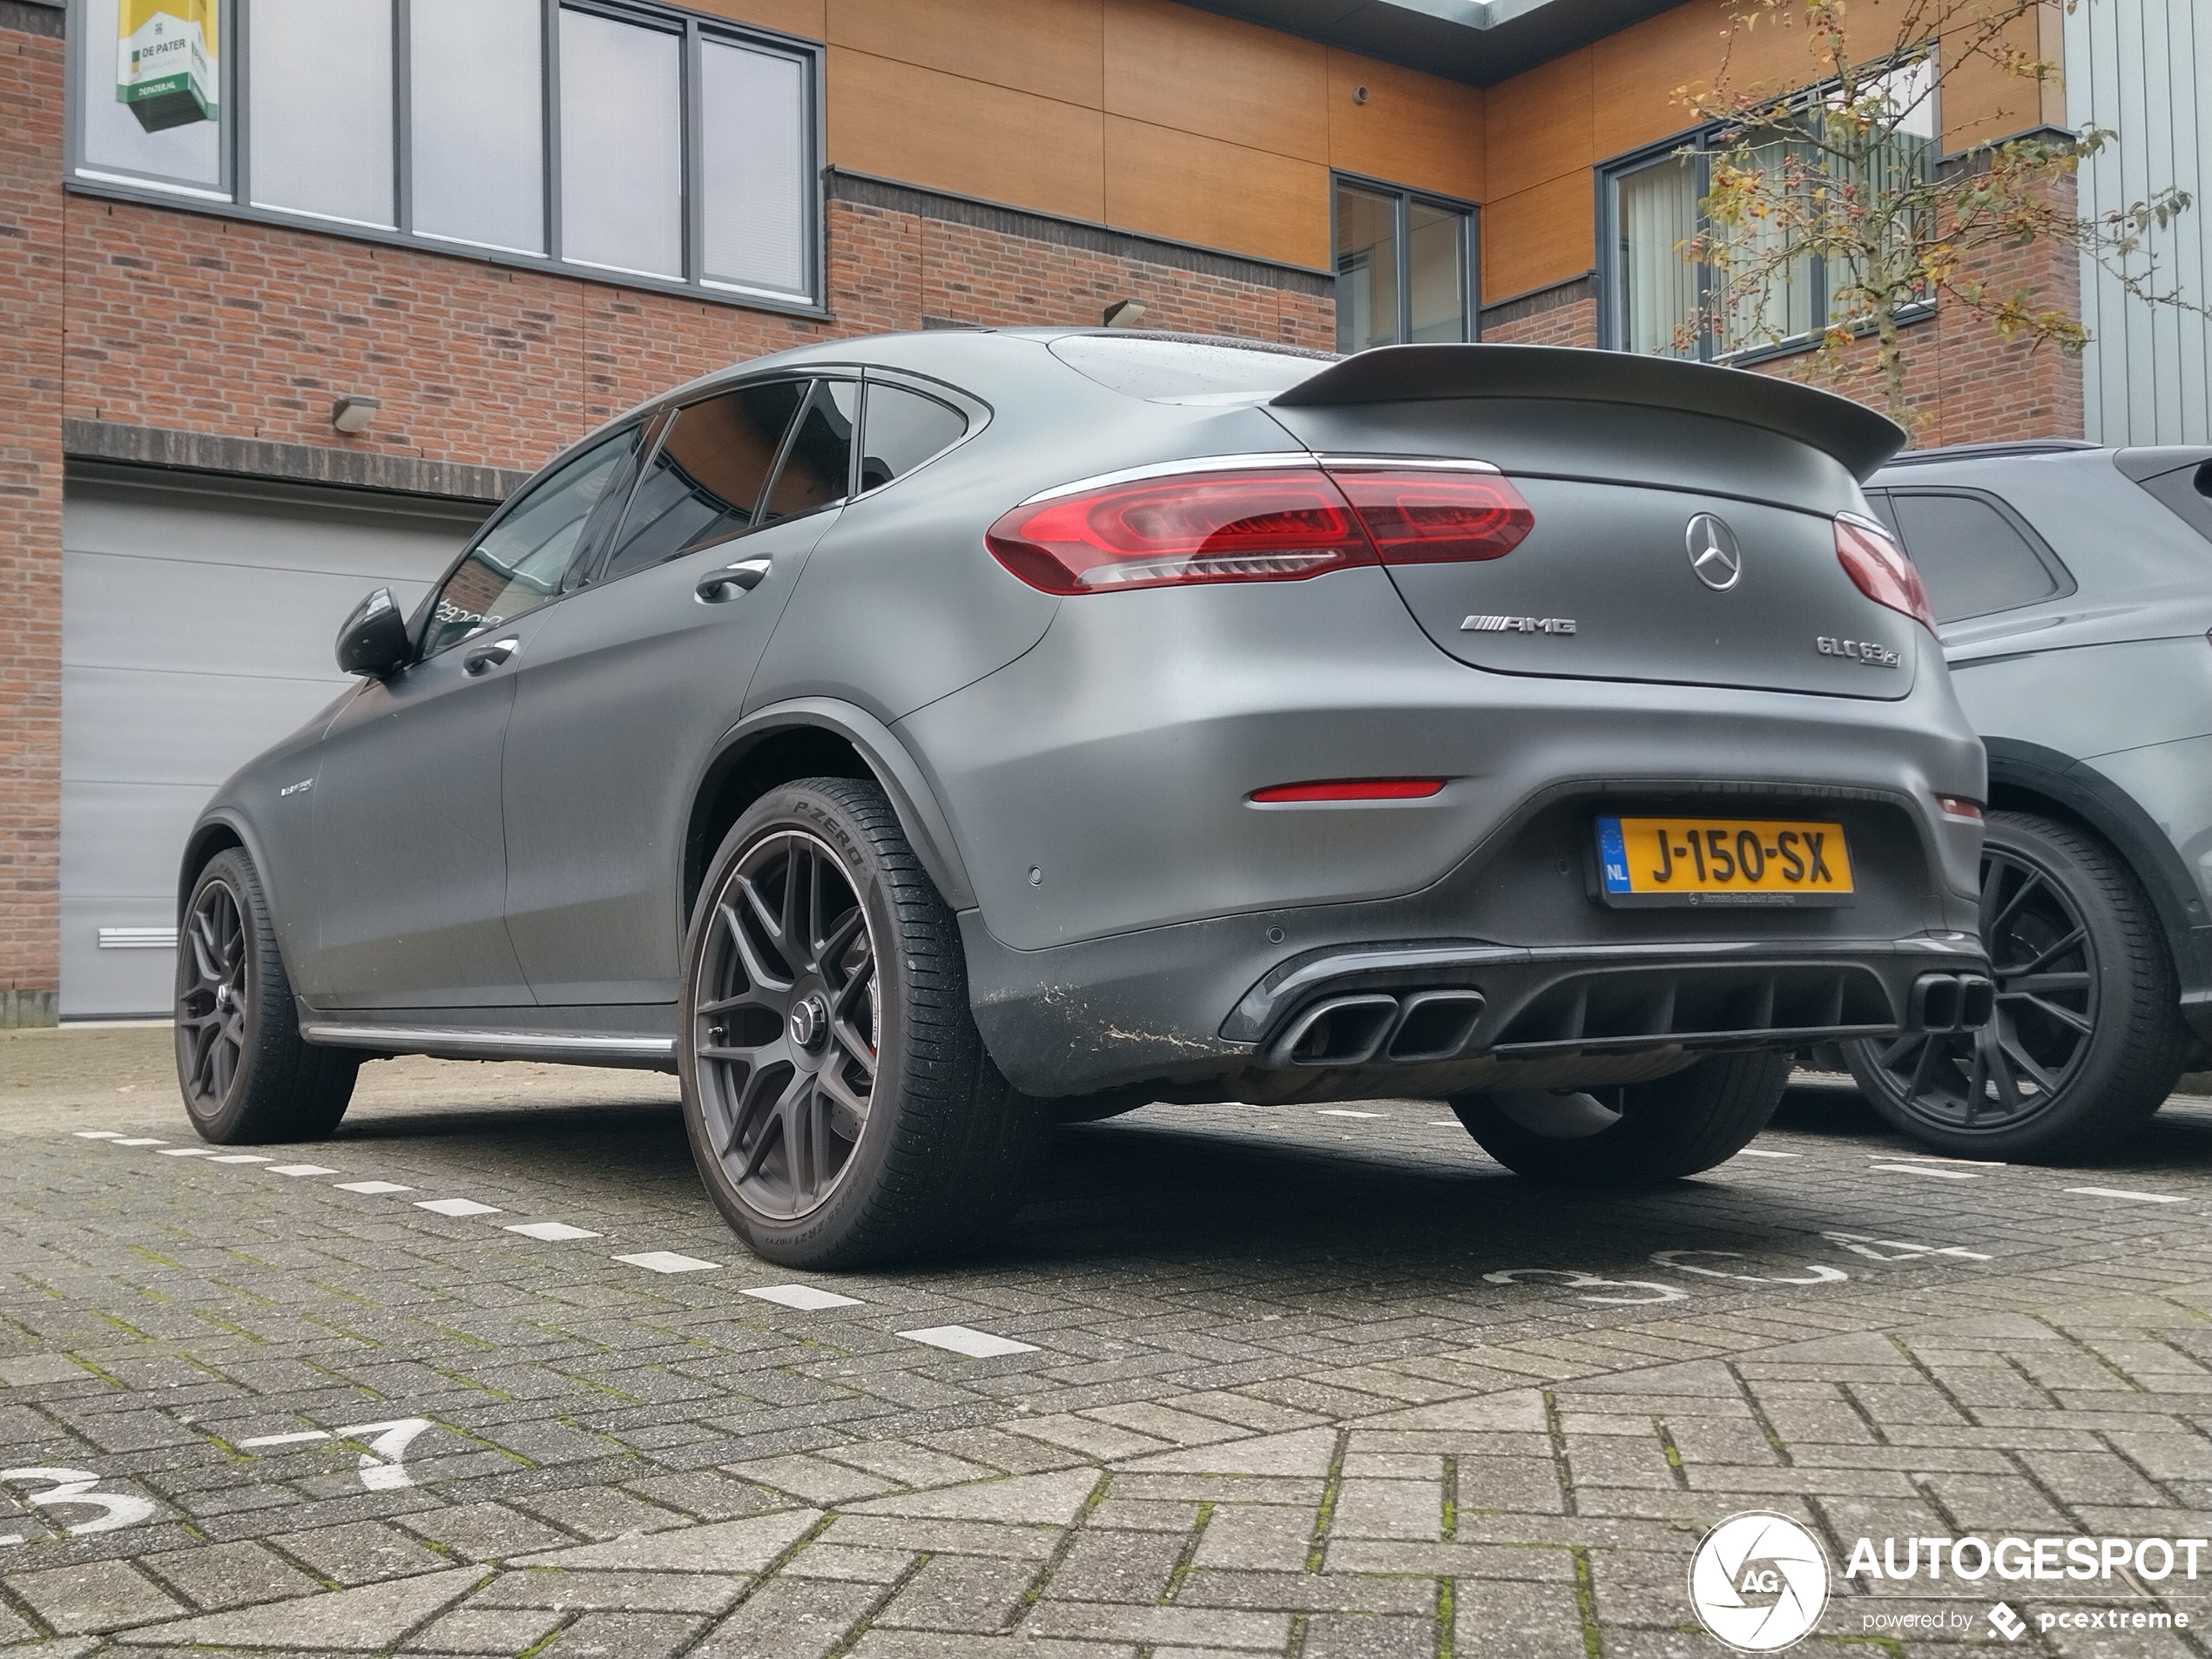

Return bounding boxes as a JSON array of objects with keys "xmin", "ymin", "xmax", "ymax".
[{"xmin": 1817, "ymin": 636, "xmax": 1901, "ymax": 669}]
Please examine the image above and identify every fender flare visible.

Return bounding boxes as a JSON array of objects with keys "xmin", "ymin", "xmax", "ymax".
[
  {"xmin": 178, "ymin": 807, "xmax": 272, "ymax": 923},
  {"xmin": 1983, "ymin": 736, "xmax": 2212, "ymax": 1018},
  {"xmin": 698, "ymin": 698, "xmax": 977, "ymax": 912}
]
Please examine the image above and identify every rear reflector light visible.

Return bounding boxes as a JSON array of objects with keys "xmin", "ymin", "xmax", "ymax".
[
  {"xmin": 986, "ymin": 463, "xmax": 1534, "ymax": 594},
  {"xmin": 1834, "ymin": 514, "xmax": 1935, "ymax": 631},
  {"xmin": 1250, "ymin": 779, "xmax": 1446, "ymax": 803},
  {"xmin": 1937, "ymin": 796, "xmax": 1983, "ymax": 819},
  {"xmin": 1327, "ymin": 468, "xmax": 1533, "ymax": 563}
]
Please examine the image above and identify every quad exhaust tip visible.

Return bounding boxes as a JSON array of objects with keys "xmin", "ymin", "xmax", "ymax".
[
  {"xmin": 1910, "ymin": 972, "xmax": 1995, "ymax": 1034},
  {"xmin": 1269, "ymin": 989, "xmax": 1487, "ymax": 1069}
]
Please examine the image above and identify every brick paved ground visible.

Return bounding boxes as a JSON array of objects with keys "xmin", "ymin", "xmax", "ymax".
[{"xmin": 8, "ymin": 1027, "xmax": 2212, "ymax": 1656}]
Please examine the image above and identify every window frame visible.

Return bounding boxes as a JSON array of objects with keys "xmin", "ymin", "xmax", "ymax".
[
  {"xmin": 1595, "ymin": 98, "xmax": 1937, "ymax": 365},
  {"xmin": 1329, "ymin": 172, "xmax": 1480, "ymax": 349},
  {"xmin": 1871, "ymin": 484, "xmax": 2078, "ymax": 625},
  {"xmin": 63, "ymin": 0, "xmax": 827, "ymax": 316}
]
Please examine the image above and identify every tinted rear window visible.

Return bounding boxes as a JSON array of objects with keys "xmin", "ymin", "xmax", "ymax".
[
  {"xmin": 1049, "ymin": 334, "xmax": 1335, "ymax": 401},
  {"xmin": 1886, "ymin": 490, "xmax": 2067, "ymax": 624}
]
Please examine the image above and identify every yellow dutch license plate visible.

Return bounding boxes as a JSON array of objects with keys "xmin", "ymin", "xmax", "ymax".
[{"xmin": 1595, "ymin": 816, "xmax": 1854, "ymax": 907}]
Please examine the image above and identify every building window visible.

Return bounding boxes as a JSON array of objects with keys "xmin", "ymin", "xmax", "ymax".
[
  {"xmin": 1598, "ymin": 67, "xmax": 1935, "ymax": 361},
  {"xmin": 66, "ymin": 0, "xmax": 822, "ymax": 310},
  {"xmin": 1333, "ymin": 177, "xmax": 1475, "ymax": 353}
]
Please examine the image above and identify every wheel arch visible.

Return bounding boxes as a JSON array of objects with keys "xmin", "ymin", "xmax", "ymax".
[
  {"xmin": 682, "ymin": 699, "xmax": 977, "ymax": 926},
  {"xmin": 177, "ymin": 814, "xmax": 253, "ymax": 923},
  {"xmin": 1983, "ymin": 736, "xmax": 2212, "ymax": 1035}
]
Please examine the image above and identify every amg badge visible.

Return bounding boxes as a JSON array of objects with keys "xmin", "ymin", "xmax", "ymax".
[
  {"xmin": 1817, "ymin": 636, "xmax": 1901, "ymax": 669},
  {"xmin": 1463, "ymin": 615, "xmax": 1576, "ymax": 635}
]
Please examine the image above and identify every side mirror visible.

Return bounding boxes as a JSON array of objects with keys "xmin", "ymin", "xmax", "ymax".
[{"xmin": 335, "ymin": 587, "xmax": 415, "ymax": 677}]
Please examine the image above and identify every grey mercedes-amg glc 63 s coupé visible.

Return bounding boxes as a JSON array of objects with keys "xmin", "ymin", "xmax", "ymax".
[{"xmin": 173, "ymin": 332, "xmax": 1992, "ymax": 1264}]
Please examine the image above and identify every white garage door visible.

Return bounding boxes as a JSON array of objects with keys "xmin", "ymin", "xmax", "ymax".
[{"xmin": 63, "ymin": 468, "xmax": 490, "ymax": 1017}]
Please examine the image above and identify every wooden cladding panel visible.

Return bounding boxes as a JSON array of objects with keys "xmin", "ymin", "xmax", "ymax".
[
  {"xmin": 1324, "ymin": 51, "xmax": 1484, "ymax": 205},
  {"xmin": 1103, "ymin": 116, "xmax": 1331, "ymax": 270},
  {"xmin": 826, "ymin": 47, "xmax": 1106, "ymax": 224},
  {"xmin": 1481, "ymin": 170, "xmax": 1595, "ymax": 301},
  {"xmin": 1104, "ymin": 0, "xmax": 1328, "ymax": 164},
  {"xmin": 1485, "ymin": 47, "xmax": 1592, "ymax": 202},
  {"xmin": 689, "ymin": 0, "xmax": 826, "ymax": 42},
  {"xmin": 826, "ymin": 0, "xmax": 1103, "ymax": 110}
]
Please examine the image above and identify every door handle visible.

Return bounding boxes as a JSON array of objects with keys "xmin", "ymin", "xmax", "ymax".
[
  {"xmin": 696, "ymin": 557, "xmax": 772, "ymax": 604},
  {"xmin": 462, "ymin": 637, "xmax": 521, "ymax": 676}
]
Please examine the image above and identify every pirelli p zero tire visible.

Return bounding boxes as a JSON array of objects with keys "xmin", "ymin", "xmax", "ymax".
[
  {"xmin": 1449, "ymin": 1051, "xmax": 1791, "ymax": 1186},
  {"xmin": 173, "ymin": 847, "xmax": 359, "ymax": 1144},
  {"xmin": 678, "ymin": 778, "xmax": 1040, "ymax": 1269},
  {"xmin": 1843, "ymin": 810, "xmax": 2187, "ymax": 1162}
]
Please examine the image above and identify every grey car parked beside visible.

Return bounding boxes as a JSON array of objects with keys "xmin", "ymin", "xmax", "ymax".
[
  {"xmin": 173, "ymin": 332, "xmax": 1991, "ymax": 1265},
  {"xmin": 1839, "ymin": 440, "xmax": 2212, "ymax": 1160}
]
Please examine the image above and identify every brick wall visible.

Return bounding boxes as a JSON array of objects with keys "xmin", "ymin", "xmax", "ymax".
[
  {"xmin": 64, "ymin": 188, "xmax": 1333, "ymax": 481},
  {"xmin": 1, "ymin": 5, "xmax": 64, "ymax": 1026}
]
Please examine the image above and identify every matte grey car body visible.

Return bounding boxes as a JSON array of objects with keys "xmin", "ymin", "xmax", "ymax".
[
  {"xmin": 176, "ymin": 332, "xmax": 1991, "ymax": 1258},
  {"xmin": 1839, "ymin": 440, "xmax": 2212, "ymax": 1157}
]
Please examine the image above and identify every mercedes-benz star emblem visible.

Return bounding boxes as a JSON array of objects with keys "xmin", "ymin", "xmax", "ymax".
[{"xmin": 1685, "ymin": 512, "xmax": 1743, "ymax": 592}]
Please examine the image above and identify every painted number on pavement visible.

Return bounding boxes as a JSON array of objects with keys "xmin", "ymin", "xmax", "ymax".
[{"xmin": 0, "ymin": 1467, "xmax": 158, "ymax": 1547}]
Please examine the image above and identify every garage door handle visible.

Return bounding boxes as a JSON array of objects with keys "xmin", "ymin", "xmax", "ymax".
[
  {"xmin": 696, "ymin": 557, "xmax": 772, "ymax": 603},
  {"xmin": 462, "ymin": 637, "xmax": 520, "ymax": 676}
]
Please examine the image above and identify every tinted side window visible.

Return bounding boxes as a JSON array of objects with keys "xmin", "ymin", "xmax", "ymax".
[
  {"xmin": 421, "ymin": 427, "xmax": 637, "ymax": 657},
  {"xmin": 1887, "ymin": 491, "xmax": 2064, "ymax": 624},
  {"xmin": 598, "ymin": 381, "xmax": 807, "ymax": 580},
  {"xmin": 761, "ymin": 379, "xmax": 860, "ymax": 523},
  {"xmin": 858, "ymin": 383, "xmax": 967, "ymax": 492},
  {"xmin": 2138, "ymin": 461, "xmax": 2212, "ymax": 548}
]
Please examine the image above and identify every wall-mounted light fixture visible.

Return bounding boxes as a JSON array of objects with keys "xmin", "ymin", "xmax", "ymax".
[
  {"xmin": 331, "ymin": 395, "xmax": 381, "ymax": 435},
  {"xmin": 1102, "ymin": 299, "xmax": 1148, "ymax": 327}
]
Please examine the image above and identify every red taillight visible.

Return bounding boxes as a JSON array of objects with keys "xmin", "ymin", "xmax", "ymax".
[
  {"xmin": 1250, "ymin": 779, "xmax": 1447, "ymax": 803},
  {"xmin": 1327, "ymin": 468, "xmax": 1533, "ymax": 563},
  {"xmin": 985, "ymin": 469, "xmax": 1374, "ymax": 596},
  {"xmin": 985, "ymin": 462, "xmax": 1535, "ymax": 594},
  {"xmin": 1834, "ymin": 515, "xmax": 1935, "ymax": 631}
]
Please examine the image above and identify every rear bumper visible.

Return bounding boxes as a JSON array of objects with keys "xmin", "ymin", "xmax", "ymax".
[{"xmin": 963, "ymin": 907, "xmax": 1987, "ymax": 1098}]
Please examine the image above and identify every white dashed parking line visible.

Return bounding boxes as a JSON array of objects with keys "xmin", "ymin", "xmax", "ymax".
[
  {"xmin": 1734, "ymin": 1149, "xmax": 1798, "ymax": 1158},
  {"xmin": 742, "ymin": 1284, "xmax": 862, "ymax": 1310},
  {"xmin": 1871, "ymin": 1163, "xmax": 1979, "ymax": 1180},
  {"xmin": 1317, "ymin": 1109, "xmax": 1384, "ymax": 1119},
  {"xmin": 614, "ymin": 1251, "xmax": 720, "ymax": 1274},
  {"xmin": 2065, "ymin": 1186, "xmax": 2187, "ymax": 1204},
  {"xmin": 208, "ymin": 1154, "xmax": 272, "ymax": 1164},
  {"xmin": 505, "ymin": 1221, "xmax": 602, "ymax": 1241},
  {"xmin": 266, "ymin": 1163, "xmax": 339, "ymax": 1176},
  {"xmin": 898, "ymin": 1325, "xmax": 1038, "ymax": 1358},
  {"xmin": 334, "ymin": 1180, "xmax": 414, "ymax": 1195},
  {"xmin": 111, "ymin": 1138, "xmax": 165, "ymax": 1146},
  {"xmin": 415, "ymin": 1198, "xmax": 502, "ymax": 1217},
  {"xmin": 158, "ymin": 1147, "xmax": 220, "ymax": 1157},
  {"xmin": 73, "ymin": 1130, "xmax": 125, "ymax": 1139}
]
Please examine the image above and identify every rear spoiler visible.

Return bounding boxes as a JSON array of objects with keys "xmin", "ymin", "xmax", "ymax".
[{"xmin": 1271, "ymin": 343, "xmax": 1907, "ymax": 481}]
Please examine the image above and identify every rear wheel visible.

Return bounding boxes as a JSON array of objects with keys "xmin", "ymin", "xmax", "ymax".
[
  {"xmin": 1843, "ymin": 810, "xmax": 2185, "ymax": 1161},
  {"xmin": 678, "ymin": 779, "xmax": 1038, "ymax": 1267},
  {"xmin": 174, "ymin": 847, "xmax": 358, "ymax": 1143},
  {"xmin": 1450, "ymin": 1051, "xmax": 1790, "ymax": 1185}
]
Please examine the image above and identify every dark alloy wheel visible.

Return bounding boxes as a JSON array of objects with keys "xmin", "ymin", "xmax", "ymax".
[
  {"xmin": 173, "ymin": 847, "xmax": 359, "ymax": 1143},
  {"xmin": 1843, "ymin": 810, "xmax": 2186, "ymax": 1161},
  {"xmin": 678, "ymin": 779, "xmax": 1039, "ymax": 1267},
  {"xmin": 691, "ymin": 827, "xmax": 880, "ymax": 1221},
  {"xmin": 178, "ymin": 873, "xmax": 250, "ymax": 1112}
]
